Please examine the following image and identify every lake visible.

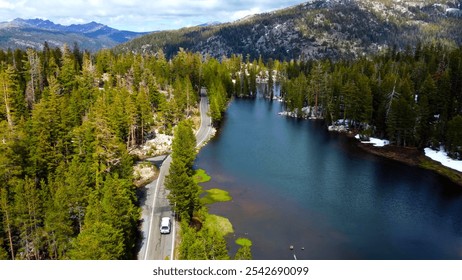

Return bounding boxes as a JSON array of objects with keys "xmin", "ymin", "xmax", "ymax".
[{"xmin": 195, "ymin": 95, "xmax": 462, "ymax": 260}]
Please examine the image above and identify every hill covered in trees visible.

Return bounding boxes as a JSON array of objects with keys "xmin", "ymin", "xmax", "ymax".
[{"xmin": 116, "ymin": 0, "xmax": 462, "ymax": 61}]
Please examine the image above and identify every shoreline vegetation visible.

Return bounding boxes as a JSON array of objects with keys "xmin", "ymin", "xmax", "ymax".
[
  {"xmin": 337, "ymin": 129, "xmax": 462, "ymax": 187},
  {"xmin": 279, "ymin": 111, "xmax": 462, "ymax": 187},
  {"xmin": 356, "ymin": 140, "xmax": 462, "ymax": 187},
  {"xmin": 193, "ymin": 168, "xmax": 253, "ymax": 259},
  {"xmin": 280, "ymin": 110, "xmax": 462, "ymax": 186},
  {"xmin": 268, "ymin": 45, "xmax": 462, "ymax": 188},
  {"xmin": 277, "ymin": 107, "xmax": 462, "ymax": 187},
  {"xmin": 340, "ymin": 130, "xmax": 462, "ymax": 187}
]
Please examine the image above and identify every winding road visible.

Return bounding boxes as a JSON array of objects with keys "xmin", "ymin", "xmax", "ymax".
[{"xmin": 138, "ymin": 88, "xmax": 212, "ymax": 260}]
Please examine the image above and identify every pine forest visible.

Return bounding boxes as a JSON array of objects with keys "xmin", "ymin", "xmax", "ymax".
[{"xmin": 0, "ymin": 41, "xmax": 461, "ymax": 259}]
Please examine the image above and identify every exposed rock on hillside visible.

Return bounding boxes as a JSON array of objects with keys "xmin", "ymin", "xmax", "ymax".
[{"xmin": 116, "ymin": 0, "xmax": 462, "ymax": 60}]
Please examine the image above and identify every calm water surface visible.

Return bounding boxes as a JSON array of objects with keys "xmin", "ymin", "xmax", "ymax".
[{"xmin": 195, "ymin": 96, "xmax": 462, "ymax": 260}]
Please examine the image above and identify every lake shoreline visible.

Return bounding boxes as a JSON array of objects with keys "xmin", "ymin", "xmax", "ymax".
[
  {"xmin": 342, "ymin": 132, "xmax": 462, "ymax": 187},
  {"xmin": 277, "ymin": 103, "xmax": 462, "ymax": 187}
]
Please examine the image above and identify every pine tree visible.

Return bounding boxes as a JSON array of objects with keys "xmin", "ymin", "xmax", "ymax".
[
  {"xmin": 446, "ymin": 115, "xmax": 462, "ymax": 158},
  {"xmin": 42, "ymin": 172, "xmax": 73, "ymax": 259},
  {"xmin": 68, "ymin": 221, "xmax": 125, "ymax": 260},
  {"xmin": 24, "ymin": 48, "xmax": 43, "ymax": 108},
  {"xmin": 136, "ymin": 87, "xmax": 153, "ymax": 145},
  {"xmin": 12, "ymin": 177, "xmax": 43, "ymax": 259},
  {"xmin": 0, "ymin": 66, "xmax": 19, "ymax": 130},
  {"xmin": 0, "ymin": 188, "xmax": 15, "ymax": 259},
  {"xmin": 165, "ymin": 121, "xmax": 200, "ymax": 222},
  {"xmin": 59, "ymin": 44, "xmax": 78, "ymax": 94}
]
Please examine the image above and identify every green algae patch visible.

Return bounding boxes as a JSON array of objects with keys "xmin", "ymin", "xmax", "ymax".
[
  {"xmin": 201, "ymin": 188, "xmax": 232, "ymax": 204},
  {"xmin": 204, "ymin": 214, "xmax": 234, "ymax": 236},
  {"xmin": 236, "ymin": 238, "xmax": 252, "ymax": 247},
  {"xmin": 193, "ymin": 169, "xmax": 211, "ymax": 183}
]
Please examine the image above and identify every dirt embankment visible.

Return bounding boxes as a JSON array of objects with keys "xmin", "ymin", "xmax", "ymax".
[{"xmin": 358, "ymin": 143, "xmax": 422, "ymax": 166}]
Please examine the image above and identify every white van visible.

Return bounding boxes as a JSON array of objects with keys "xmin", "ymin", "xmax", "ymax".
[{"xmin": 160, "ymin": 217, "xmax": 171, "ymax": 234}]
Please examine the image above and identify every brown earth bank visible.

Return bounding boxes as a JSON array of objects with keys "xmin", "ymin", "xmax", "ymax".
[
  {"xmin": 357, "ymin": 142, "xmax": 422, "ymax": 166},
  {"xmin": 352, "ymin": 137, "xmax": 462, "ymax": 187}
]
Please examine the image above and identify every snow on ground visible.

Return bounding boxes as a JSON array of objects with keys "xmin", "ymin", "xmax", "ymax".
[
  {"xmin": 424, "ymin": 147, "xmax": 462, "ymax": 172},
  {"xmin": 278, "ymin": 106, "xmax": 322, "ymax": 119},
  {"xmin": 328, "ymin": 124, "xmax": 348, "ymax": 132},
  {"xmin": 278, "ymin": 106, "xmax": 310, "ymax": 118},
  {"xmin": 355, "ymin": 134, "xmax": 390, "ymax": 147}
]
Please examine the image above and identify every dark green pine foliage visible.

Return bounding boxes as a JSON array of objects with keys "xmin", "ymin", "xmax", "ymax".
[
  {"xmin": 69, "ymin": 175, "xmax": 139, "ymax": 259},
  {"xmin": 179, "ymin": 219, "xmax": 230, "ymax": 260},
  {"xmin": 165, "ymin": 120, "xmax": 200, "ymax": 222},
  {"xmin": 446, "ymin": 115, "xmax": 462, "ymax": 158},
  {"xmin": 0, "ymin": 45, "xmax": 164, "ymax": 259},
  {"xmin": 279, "ymin": 44, "xmax": 462, "ymax": 152}
]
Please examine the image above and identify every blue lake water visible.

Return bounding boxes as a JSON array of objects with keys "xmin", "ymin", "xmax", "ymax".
[{"xmin": 195, "ymin": 96, "xmax": 462, "ymax": 260}]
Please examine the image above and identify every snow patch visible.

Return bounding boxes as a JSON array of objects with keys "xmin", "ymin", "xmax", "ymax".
[
  {"xmin": 328, "ymin": 125, "xmax": 348, "ymax": 132},
  {"xmin": 424, "ymin": 148, "xmax": 462, "ymax": 172},
  {"xmin": 278, "ymin": 106, "xmax": 323, "ymax": 119},
  {"xmin": 278, "ymin": 106, "xmax": 310, "ymax": 118},
  {"xmin": 355, "ymin": 134, "xmax": 390, "ymax": 147},
  {"xmin": 143, "ymin": 133, "xmax": 173, "ymax": 155}
]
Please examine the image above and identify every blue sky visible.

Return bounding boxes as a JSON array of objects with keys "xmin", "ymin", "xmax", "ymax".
[{"xmin": 0, "ymin": 0, "xmax": 306, "ymax": 32}]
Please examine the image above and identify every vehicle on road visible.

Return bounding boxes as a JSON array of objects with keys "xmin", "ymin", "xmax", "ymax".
[{"xmin": 160, "ymin": 217, "xmax": 171, "ymax": 234}]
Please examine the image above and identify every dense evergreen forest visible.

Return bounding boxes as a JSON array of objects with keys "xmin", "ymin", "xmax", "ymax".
[
  {"xmin": 1, "ymin": 41, "xmax": 461, "ymax": 259},
  {"xmin": 0, "ymin": 44, "xmax": 231, "ymax": 259},
  {"xmin": 280, "ymin": 44, "xmax": 462, "ymax": 157}
]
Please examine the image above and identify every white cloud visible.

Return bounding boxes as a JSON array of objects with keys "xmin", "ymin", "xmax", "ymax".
[
  {"xmin": 54, "ymin": 17, "xmax": 87, "ymax": 26},
  {"xmin": 0, "ymin": 0, "xmax": 14, "ymax": 9},
  {"xmin": 0, "ymin": 0, "xmax": 306, "ymax": 31},
  {"xmin": 229, "ymin": 7, "xmax": 264, "ymax": 21}
]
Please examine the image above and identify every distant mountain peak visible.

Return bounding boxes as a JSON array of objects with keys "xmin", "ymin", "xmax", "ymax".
[
  {"xmin": 0, "ymin": 18, "xmax": 150, "ymax": 52},
  {"xmin": 12, "ymin": 18, "xmax": 62, "ymax": 30}
]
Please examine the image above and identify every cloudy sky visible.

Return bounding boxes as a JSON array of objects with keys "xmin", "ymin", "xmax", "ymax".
[{"xmin": 0, "ymin": 0, "xmax": 306, "ymax": 32}]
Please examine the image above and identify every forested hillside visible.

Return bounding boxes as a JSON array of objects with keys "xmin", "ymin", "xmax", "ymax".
[
  {"xmin": 116, "ymin": 0, "xmax": 462, "ymax": 61},
  {"xmin": 0, "ymin": 45, "xmax": 230, "ymax": 259},
  {"xmin": 279, "ymin": 44, "xmax": 462, "ymax": 157}
]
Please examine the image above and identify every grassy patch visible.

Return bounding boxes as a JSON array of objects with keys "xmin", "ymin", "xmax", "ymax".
[
  {"xmin": 204, "ymin": 214, "xmax": 234, "ymax": 236},
  {"xmin": 236, "ymin": 238, "xmax": 252, "ymax": 247},
  {"xmin": 193, "ymin": 169, "xmax": 211, "ymax": 183},
  {"xmin": 419, "ymin": 157, "xmax": 462, "ymax": 186},
  {"xmin": 201, "ymin": 188, "xmax": 232, "ymax": 204}
]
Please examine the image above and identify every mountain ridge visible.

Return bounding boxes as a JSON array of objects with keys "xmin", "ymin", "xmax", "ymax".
[
  {"xmin": 0, "ymin": 18, "xmax": 151, "ymax": 51},
  {"xmin": 115, "ymin": 0, "xmax": 462, "ymax": 60}
]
